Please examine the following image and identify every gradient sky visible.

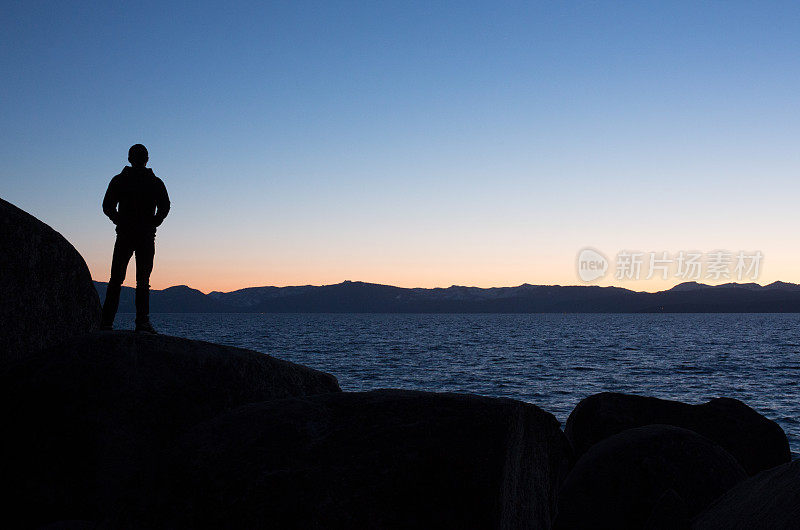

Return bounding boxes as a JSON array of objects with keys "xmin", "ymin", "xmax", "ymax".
[{"xmin": 2, "ymin": 1, "xmax": 799, "ymax": 292}]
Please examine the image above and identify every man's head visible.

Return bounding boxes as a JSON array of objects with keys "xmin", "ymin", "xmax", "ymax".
[{"xmin": 128, "ymin": 144, "xmax": 149, "ymax": 167}]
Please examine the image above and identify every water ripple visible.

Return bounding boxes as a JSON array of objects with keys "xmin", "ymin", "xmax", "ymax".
[{"xmin": 111, "ymin": 312, "xmax": 800, "ymax": 457}]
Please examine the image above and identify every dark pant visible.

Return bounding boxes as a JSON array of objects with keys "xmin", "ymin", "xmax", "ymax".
[{"xmin": 101, "ymin": 231, "xmax": 156, "ymax": 327}]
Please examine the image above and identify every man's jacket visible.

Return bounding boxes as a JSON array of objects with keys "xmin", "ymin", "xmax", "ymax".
[{"xmin": 103, "ymin": 166, "xmax": 170, "ymax": 236}]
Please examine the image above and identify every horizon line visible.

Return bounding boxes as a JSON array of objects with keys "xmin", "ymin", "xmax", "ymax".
[{"xmin": 92, "ymin": 278, "xmax": 793, "ymax": 296}]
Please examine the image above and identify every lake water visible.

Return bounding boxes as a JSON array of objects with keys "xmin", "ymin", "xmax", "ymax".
[{"xmin": 116, "ymin": 312, "xmax": 800, "ymax": 456}]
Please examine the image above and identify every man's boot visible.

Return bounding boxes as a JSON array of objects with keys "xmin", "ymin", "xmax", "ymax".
[
  {"xmin": 100, "ymin": 282, "xmax": 122, "ymax": 330},
  {"xmin": 135, "ymin": 285, "xmax": 156, "ymax": 333}
]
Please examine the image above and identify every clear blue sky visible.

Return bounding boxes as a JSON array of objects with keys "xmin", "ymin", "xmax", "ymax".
[{"xmin": 2, "ymin": 1, "xmax": 799, "ymax": 291}]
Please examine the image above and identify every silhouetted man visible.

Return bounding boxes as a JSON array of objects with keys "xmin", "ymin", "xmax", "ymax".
[{"xmin": 100, "ymin": 144, "xmax": 170, "ymax": 332}]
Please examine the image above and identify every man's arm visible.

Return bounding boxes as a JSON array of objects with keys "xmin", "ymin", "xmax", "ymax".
[
  {"xmin": 102, "ymin": 178, "xmax": 119, "ymax": 224},
  {"xmin": 153, "ymin": 178, "xmax": 170, "ymax": 227}
]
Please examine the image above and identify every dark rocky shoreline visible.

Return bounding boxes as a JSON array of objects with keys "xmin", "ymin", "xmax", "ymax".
[{"xmin": 2, "ymin": 196, "xmax": 798, "ymax": 529}]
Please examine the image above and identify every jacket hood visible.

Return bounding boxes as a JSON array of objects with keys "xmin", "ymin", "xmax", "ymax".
[{"xmin": 121, "ymin": 166, "xmax": 154, "ymax": 176}]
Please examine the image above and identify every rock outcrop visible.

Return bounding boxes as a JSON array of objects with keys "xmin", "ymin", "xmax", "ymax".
[
  {"xmin": 0, "ymin": 331, "xmax": 341, "ymax": 527},
  {"xmin": 554, "ymin": 424, "xmax": 747, "ymax": 529},
  {"xmin": 0, "ymin": 197, "xmax": 100, "ymax": 361},
  {"xmin": 130, "ymin": 390, "xmax": 572, "ymax": 529},
  {"xmin": 565, "ymin": 392, "xmax": 790, "ymax": 476},
  {"xmin": 4, "ymin": 199, "xmax": 792, "ymax": 529},
  {"xmin": 692, "ymin": 460, "xmax": 800, "ymax": 530}
]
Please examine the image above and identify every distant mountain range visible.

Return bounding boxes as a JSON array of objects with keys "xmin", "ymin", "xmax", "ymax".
[{"xmin": 93, "ymin": 280, "xmax": 800, "ymax": 313}]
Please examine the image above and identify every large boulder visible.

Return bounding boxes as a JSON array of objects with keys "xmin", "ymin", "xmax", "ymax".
[
  {"xmin": 0, "ymin": 331, "xmax": 341, "ymax": 527},
  {"xmin": 565, "ymin": 392, "xmax": 789, "ymax": 476},
  {"xmin": 129, "ymin": 390, "xmax": 572, "ymax": 529},
  {"xmin": 692, "ymin": 460, "xmax": 800, "ymax": 530},
  {"xmin": 553, "ymin": 425, "xmax": 747, "ymax": 529},
  {"xmin": 0, "ymin": 197, "xmax": 100, "ymax": 361}
]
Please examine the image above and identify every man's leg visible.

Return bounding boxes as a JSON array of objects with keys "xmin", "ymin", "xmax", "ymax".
[
  {"xmin": 100, "ymin": 235, "xmax": 134, "ymax": 329},
  {"xmin": 134, "ymin": 236, "xmax": 156, "ymax": 331}
]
